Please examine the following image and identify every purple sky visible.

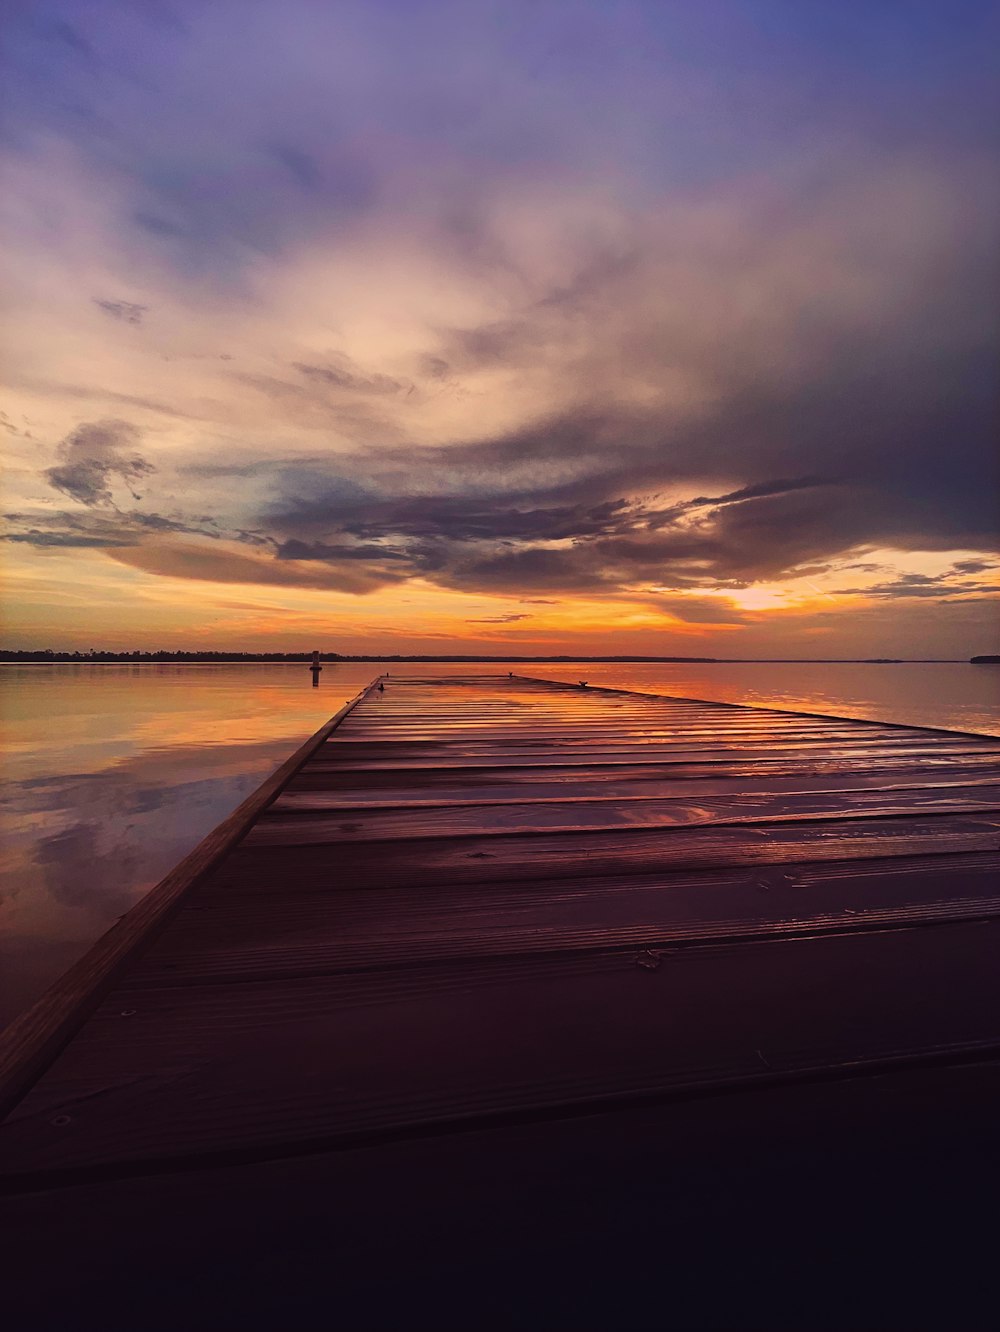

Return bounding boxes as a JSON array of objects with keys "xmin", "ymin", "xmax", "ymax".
[{"xmin": 2, "ymin": 1, "xmax": 998, "ymax": 654}]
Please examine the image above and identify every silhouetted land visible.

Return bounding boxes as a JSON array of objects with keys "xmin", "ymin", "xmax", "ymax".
[
  {"xmin": 971, "ymin": 655, "xmax": 1000, "ymax": 664},
  {"xmin": 1, "ymin": 650, "xmax": 347, "ymax": 662},
  {"xmin": 0, "ymin": 649, "xmax": 970, "ymax": 663},
  {"xmin": 1, "ymin": 649, "xmax": 721, "ymax": 663}
]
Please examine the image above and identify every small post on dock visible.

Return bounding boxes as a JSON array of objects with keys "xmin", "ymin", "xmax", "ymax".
[{"xmin": 309, "ymin": 650, "xmax": 322, "ymax": 687}]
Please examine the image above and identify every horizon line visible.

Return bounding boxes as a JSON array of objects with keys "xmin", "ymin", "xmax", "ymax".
[{"xmin": 1, "ymin": 651, "xmax": 986, "ymax": 664}]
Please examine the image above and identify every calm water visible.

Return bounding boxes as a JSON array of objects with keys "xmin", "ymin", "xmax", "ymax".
[{"xmin": 2, "ymin": 660, "xmax": 998, "ymax": 1027}]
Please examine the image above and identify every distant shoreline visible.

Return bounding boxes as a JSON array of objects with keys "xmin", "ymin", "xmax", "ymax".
[{"xmin": 0, "ymin": 651, "xmax": 974, "ymax": 664}]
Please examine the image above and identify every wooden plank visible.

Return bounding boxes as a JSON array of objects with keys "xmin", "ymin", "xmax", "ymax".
[
  {"xmin": 284, "ymin": 751, "xmax": 1000, "ymax": 796},
  {"xmin": 322, "ymin": 732, "xmax": 1000, "ymax": 755},
  {"xmin": 338, "ymin": 702, "xmax": 916, "ymax": 721},
  {"xmin": 206, "ymin": 812, "xmax": 1000, "ymax": 893},
  {"xmin": 324, "ymin": 730, "xmax": 961, "ymax": 751},
  {"xmin": 0, "ymin": 677, "xmax": 386, "ymax": 1120},
  {"xmin": 334, "ymin": 717, "xmax": 913, "ymax": 735},
  {"xmin": 275, "ymin": 764, "xmax": 1000, "ymax": 810},
  {"xmin": 251, "ymin": 783, "xmax": 1000, "ymax": 844},
  {"xmin": 331, "ymin": 729, "xmax": 914, "ymax": 748},
  {"xmin": 306, "ymin": 739, "xmax": 1000, "ymax": 770},
  {"xmin": 128, "ymin": 852, "xmax": 1000, "ymax": 985},
  {"xmin": 2, "ymin": 922, "xmax": 998, "ymax": 1181}
]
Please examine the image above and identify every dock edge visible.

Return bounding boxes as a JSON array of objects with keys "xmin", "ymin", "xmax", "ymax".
[{"xmin": 0, "ymin": 674, "xmax": 386, "ymax": 1119}]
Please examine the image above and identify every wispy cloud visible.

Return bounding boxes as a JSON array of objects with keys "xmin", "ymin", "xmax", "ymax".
[
  {"xmin": 466, "ymin": 613, "xmax": 532, "ymax": 624},
  {"xmin": 94, "ymin": 299, "xmax": 147, "ymax": 326},
  {"xmin": 44, "ymin": 421, "xmax": 154, "ymax": 507}
]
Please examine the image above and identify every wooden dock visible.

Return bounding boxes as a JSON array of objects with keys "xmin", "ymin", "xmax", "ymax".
[{"xmin": 2, "ymin": 673, "xmax": 1000, "ymax": 1330}]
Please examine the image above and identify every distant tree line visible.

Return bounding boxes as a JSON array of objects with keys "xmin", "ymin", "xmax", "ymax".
[
  {"xmin": 1, "ymin": 649, "xmax": 723, "ymax": 663},
  {"xmin": 0, "ymin": 649, "xmax": 345, "ymax": 662},
  {"xmin": 6, "ymin": 649, "xmax": 976, "ymax": 663}
]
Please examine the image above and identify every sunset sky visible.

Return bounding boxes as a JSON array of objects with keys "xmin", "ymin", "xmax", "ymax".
[{"xmin": 2, "ymin": 0, "xmax": 998, "ymax": 657}]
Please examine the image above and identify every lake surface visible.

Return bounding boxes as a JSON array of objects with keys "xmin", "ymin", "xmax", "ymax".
[{"xmin": 2, "ymin": 660, "xmax": 998, "ymax": 1028}]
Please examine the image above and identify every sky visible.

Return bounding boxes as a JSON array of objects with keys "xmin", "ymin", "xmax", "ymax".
[{"xmin": 2, "ymin": 0, "xmax": 998, "ymax": 657}]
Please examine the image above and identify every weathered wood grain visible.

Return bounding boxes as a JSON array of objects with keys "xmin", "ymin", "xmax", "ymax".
[
  {"xmin": 213, "ymin": 812, "xmax": 1000, "ymax": 893},
  {"xmin": 275, "ymin": 763, "xmax": 1000, "ymax": 809},
  {"xmin": 283, "ymin": 751, "xmax": 1000, "ymax": 797},
  {"xmin": 2, "ymin": 671, "xmax": 998, "ymax": 1202},
  {"xmin": 3, "ymin": 921, "xmax": 998, "ymax": 1182},
  {"xmin": 127, "ymin": 852, "xmax": 1000, "ymax": 986},
  {"xmin": 307, "ymin": 738, "xmax": 1000, "ymax": 770},
  {"xmin": 251, "ymin": 783, "xmax": 1000, "ymax": 843}
]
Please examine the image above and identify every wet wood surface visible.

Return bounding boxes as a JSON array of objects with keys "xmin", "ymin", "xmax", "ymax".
[{"xmin": 2, "ymin": 672, "xmax": 999, "ymax": 1327}]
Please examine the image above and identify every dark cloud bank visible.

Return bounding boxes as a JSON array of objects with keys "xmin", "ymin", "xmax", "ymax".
[
  {"xmin": 248, "ymin": 335, "xmax": 999, "ymax": 600},
  {"xmin": 9, "ymin": 367, "xmax": 997, "ymax": 612}
]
